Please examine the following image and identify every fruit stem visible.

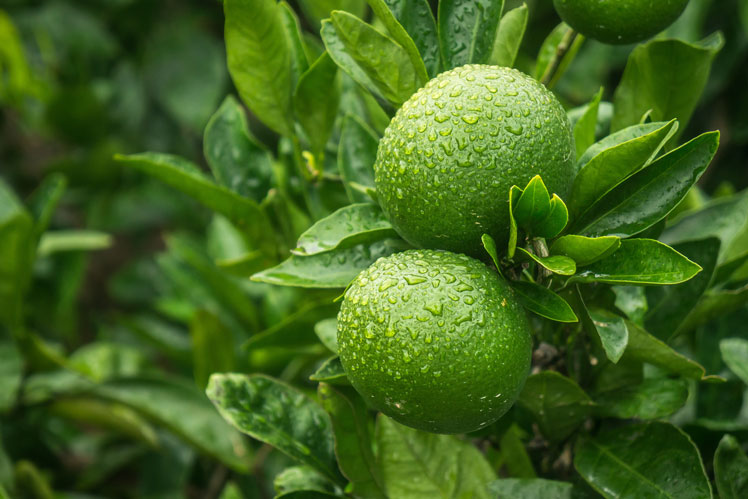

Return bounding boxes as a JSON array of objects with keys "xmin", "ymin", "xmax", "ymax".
[{"xmin": 540, "ymin": 28, "xmax": 579, "ymax": 88}]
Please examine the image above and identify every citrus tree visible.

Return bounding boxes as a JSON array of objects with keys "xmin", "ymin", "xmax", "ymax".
[{"xmin": 2, "ymin": 0, "xmax": 748, "ymax": 497}]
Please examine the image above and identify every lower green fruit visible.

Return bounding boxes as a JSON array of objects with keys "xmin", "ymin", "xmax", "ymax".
[
  {"xmin": 337, "ymin": 250, "xmax": 532, "ymax": 434},
  {"xmin": 553, "ymin": 0, "xmax": 689, "ymax": 45}
]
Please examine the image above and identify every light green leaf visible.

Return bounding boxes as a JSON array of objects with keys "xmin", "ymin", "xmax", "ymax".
[
  {"xmin": 510, "ymin": 281, "xmax": 578, "ymax": 323},
  {"xmin": 574, "ymin": 88, "xmax": 603, "ymax": 160},
  {"xmin": 274, "ymin": 465, "xmax": 336, "ymax": 496},
  {"xmin": 508, "ymin": 185, "xmax": 522, "ymax": 258},
  {"xmin": 550, "ymin": 235, "xmax": 621, "ymax": 267},
  {"xmin": 593, "ymin": 378, "xmax": 689, "ymax": 420},
  {"xmin": 515, "ymin": 248, "xmax": 576, "ymax": 276},
  {"xmin": 513, "ymin": 175, "xmax": 551, "ymax": 230},
  {"xmin": 297, "ymin": 0, "xmax": 366, "ymax": 29},
  {"xmin": 314, "ymin": 318, "xmax": 339, "ymax": 354},
  {"xmin": 294, "ymin": 51, "xmax": 340, "ymax": 156},
  {"xmin": 384, "ymin": 0, "xmax": 441, "ymax": 77},
  {"xmin": 439, "ymin": 0, "xmax": 505, "ymax": 68},
  {"xmin": 310, "ymin": 357, "xmax": 348, "ymax": 384},
  {"xmin": 499, "ymin": 425, "xmax": 536, "ymax": 479},
  {"xmin": 224, "ymin": 0, "xmax": 294, "ymax": 135},
  {"xmin": 720, "ymin": 338, "xmax": 748, "ymax": 386},
  {"xmin": 489, "ymin": 4, "xmax": 529, "ymax": 68},
  {"xmin": 376, "ymin": 415, "xmax": 496, "ymax": 498},
  {"xmin": 338, "ymin": 115, "xmax": 379, "ymax": 204},
  {"xmin": 279, "ymin": 2, "xmax": 310, "ymax": 82},
  {"xmin": 587, "ymin": 308, "xmax": 628, "ymax": 364},
  {"xmin": 37, "ymin": 230, "xmax": 112, "ymax": 256},
  {"xmin": 534, "ymin": 194, "xmax": 568, "ymax": 239},
  {"xmin": 714, "ymin": 434, "xmax": 748, "ymax": 499},
  {"xmin": 481, "ymin": 233, "xmax": 501, "ymax": 270},
  {"xmin": 488, "ymin": 479, "xmax": 573, "ymax": 499}
]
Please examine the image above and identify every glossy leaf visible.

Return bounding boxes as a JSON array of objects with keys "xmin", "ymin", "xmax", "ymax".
[
  {"xmin": 0, "ymin": 340, "xmax": 22, "ymax": 412},
  {"xmin": 0, "ymin": 179, "xmax": 33, "ymax": 331},
  {"xmin": 338, "ymin": 115, "xmax": 379, "ymax": 204},
  {"xmin": 518, "ymin": 371, "xmax": 593, "ymax": 442},
  {"xmin": 294, "ymin": 51, "xmax": 340, "ymax": 156},
  {"xmin": 594, "ymin": 378, "xmax": 689, "ymax": 420},
  {"xmin": 383, "ymin": 0, "xmax": 440, "ymax": 77},
  {"xmin": 438, "ymin": 0, "xmax": 504, "ymax": 69},
  {"xmin": 720, "ymin": 338, "xmax": 748, "ymax": 386},
  {"xmin": 550, "ymin": 235, "xmax": 621, "ymax": 267},
  {"xmin": 274, "ymin": 465, "xmax": 336, "ymax": 496},
  {"xmin": 534, "ymin": 194, "xmax": 568, "ymax": 239},
  {"xmin": 330, "ymin": 11, "xmax": 419, "ymax": 105},
  {"xmin": 489, "ymin": 4, "xmax": 528, "ymax": 68},
  {"xmin": 488, "ymin": 479, "xmax": 573, "ymax": 499},
  {"xmin": 575, "ymin": 422, "xmax": 711, "ymax": 499},
  {"xmin": 573, "ymin": 88, "xmax": 603, "ymax": 160},
  {"xmin": 515, "ymin": 248, "xmax": 576, "ymax": 276},
  {"xmin": 294, "ymin": 204, "xmax": 396, "ymax": 255},
  {"xmin": 481, "ymin": 233, "xmax": 501, "ymax": 270},
  {"xmin": 510, "ymin": 281, "xmax": 578, "ymax": 323},
  {"xmin": 207, "ymin": 373, "xmax": 342, "ymax": 483},
  {"xmin": 310, "ymin": 357, "xmax": 348, "ymax": 384},
  {"xmin": 253, "ymin": 239, "xmax": 408, "ymax": 288},
  {"xmin": 513, "ymin": 175, "xmax": 551, "ymax": 230},
  {"xmin": 507, "ymin": 185, "xmax": 522, "ymax": 258},
  {"xmin": 314, "ymin": 318, "xmax": 339, "ymax": 354},
  {"xmin": 318, "ymin": 384, "xmax": 386, "ymax": 498},
  {"xmin": 571, "ymin": 120, "xmax": 678, "ymax": 217},
  {"xmin": 224, "ymin": 0, "xmax": 294, "ymax": 135},
  {"xmin": 204, "ymin": 96, "xmax": 274, "ymax": 203},
  {"xmin": 612, "ymin": 34, "xmax": 724, "ymax": 135},
  {"xmin": 573, "ymin": 132, "xmax": 719, "ymax": 238},
  {"xmin": 37, "ymin": 230, "xmax": 112, "ymax": 256},
  {"xmin": 714, "ymin": 434, "xmax": 748, "ymax": 499},
  {"xmin": 569, "ymin": 239, "xmax": 702, "ymax": 286},
  {"xmin": 587, "ymin": 307, "xmax": 628, "ymax": 364},
  {"xmin": 376, "ymin": 415, "xmax": 496, "ymax": 498},
  {"xmin": 280, "ymin": 3, "xmax": 310, "ymax": 82}
]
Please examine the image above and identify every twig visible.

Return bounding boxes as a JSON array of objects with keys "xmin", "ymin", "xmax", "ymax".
[{"xmin": 540, "ymin": 28, "xmax": 579, "ymax": 88}]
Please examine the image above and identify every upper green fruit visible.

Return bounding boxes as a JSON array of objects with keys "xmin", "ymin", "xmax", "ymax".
[
  {"xmin": 553, "ymin": 0, "xmax": 689, "ymax": 45},
  {"xmin": 337, "ymin": 249, "xmax": 532, "ymax": 434},
  {"xmin": 374, "ymin": 65, "xmax": 574, "ymax": 257}
]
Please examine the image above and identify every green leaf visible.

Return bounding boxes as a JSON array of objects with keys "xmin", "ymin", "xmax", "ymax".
[
  {"xmin": 499, "ymin": 425, "xmax": 536, "ymax": 479},
  {"xmin": 510, "ymin": 281, "xmax": 578, "ymax": 323},
  {"xmin": 488, "ymin": 479, "xmax": 573, "ymax": 499},
  {"xmin": 513, "ymin": 175, "xmax": 550, "ymax": 230},
  {"xmin": 569, "ymin": 239, "xmax": 702, "ymax": 286},
  {"xmin": 330, "ymin": 11, "xmax": 419, "ymax": 105},
  {"xmin": 224, "ymin": 0, "xmax": 294, "ymax": 135},
  {"xmin": 207, "ymin": 373, "xmax": 342, "ymax": 483},
  {"xmin": 534, "ymin": 23, "xmax": 583, "ymax": 86},
  {"xmin": 534, "ymin": 194, "xmax": 568, "ymax": 239},
  {"xmin": 550, "ymin": 235, "xmax": 621, "ymax": 267},
  {"xmin": 644, "ymin": 238, "xmax": 721, "ymax": 340},
  {"xmin": 575, "ymin": 422, "xmax": 712, "ymax": 499},
  {"xmin": 593, "ymin": 378, "xmax": 689, "ymax": 420},
  {"xmin": 720, "ymin": 338, "xmax": 748, "ymax": 386},
  {"xmin": 191, "ymin": 310, "xmax": 235, "ymax": 390},
  {"xmin": 518, "ymin": 371, "xmax": 593, "ymax": 442},
  {"xmin": 507, "ymin": 185, "xmax": 522, "ymax": 258},
  {"xmin": 384, "ymin": 0, "xmax": 441, "ymax": 77},
  {"xmin": 570, "ymin": 120, "xmax": 678, "ymax": 217},
  {"xmin": 294, "ymin": 204, "xmax": 397, "ymax": 255},
  {"xmin": 310, "ymin": 357, "xmax": 348, "ymax": 384},
  {"xmin": 338, "ymin": 115, "xmax": 379, "ymax": 204},
  {"xmin": 489, "ymin": 4, "xmax": 529, "ymax": 68},
  {"xmin": 203, "ymin": 96, "xmax": 274, "ymax": 203},
  {"xmin": 676, "ymin": 283, "xmax": 748, "ymax": 339},
  {"xmin": 515, "ymin": 248, "xmax": 576, "ymax": 276},
  {"xmin": 438, "ymin": 0, "xmax": 504, "ymax": 68},
  {"xmin": 27, "ymin": 173, "xmax": 66, "ymax": 239},
  {"xmin": 623, "ymin": 319, "xmax": 718, "ymax": 382},
  {"xmin": 274, "ymin": 465, "xmax": 336, "ymax": 496},
  {"xmin": 318, "ymin": 384, "xmax": 386, "ymax": 498},
  {"xmin": 314, "ymin": 318, "xmax": 339, "ymax": 354},
  {"xmin": 587, "ymin": 308, "xmax": 628, "ymax": 364},
  {"xmin": 573, "ymin": 88, "xmax": 603, "ymax": 160},
  {"xmin": 572, "ymin": 132, "xmax": 719, "ymax": 238},
  {"xmin": 376, "ymin": 415, "xmax": 496, "ymax": 498},
  {"xmin": 0, "ymin": 340, "xmax": 22, "ymax": 412},
  {"xmin": 294, "ymin": 51, "xmax": 340, "ymax": 156},
  {"xmin": 481, "ymin": 233, "xmax": 501, "ymax": 270},
  {"xmin": 244, "ymin": 300, "xmax": 339, "ymax": 351},
  {"xmin": 115, "ymin": 153, "xmax": 275, "ymax": 256},
  {"xmin": 253, "ymin": 239, "xmax": 408, "ymax": 288},
  {"xmin": 714, "ymin": 435, "xmax": 748, "ymax": 499},
  {"xmin": 611, "ymin": 33, "xmax": 724, "ymax": 136},
  {"xmin": 37, "ymin": 230, "xmax": 112, "ymax": 256},
  {"xmin": 279, "ymin": 3, "xmax": 310, "ymax": 82},
  {"xmin": 297, "ymin": 0, "xmax": 367, "ymax": 29}
]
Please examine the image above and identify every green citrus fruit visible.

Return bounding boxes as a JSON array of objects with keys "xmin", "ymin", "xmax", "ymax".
[
  {"xmin": 374, "ymin": 64, "xmax": 574, "ymax": 257},
  {"xmin": 553, "ymin": 0, "xmax": 689, "ymax": 45},
  {"xmin": 337, "ymin": 249, "xmax": 532, "ymax": 434}
]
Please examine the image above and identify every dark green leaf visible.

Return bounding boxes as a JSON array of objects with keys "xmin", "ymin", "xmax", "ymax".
[
  {"xmin": 314, "ymin": 318, "xmax": 339, "ymax": 354},
  {"xmin": 206, "ymin": 373, "xmax": 342, "ymax": 483},
  {"xmin": 515, "ymin": 248, "xmax": 576, "ymax": 276},
  {"xmin": 338, "ymin": 115, "xmax": 379, "ymax": 204},
  {"xmin": 191, "ymin": 310, "xmax": 235, "ymax": 390},
  {"xmin": 244, "ymin": 300, "xmax": 339, "ymax": 351},
  {"xmin": 438, "ymin": 0, "xmax": 505, "ymax": 68},
  {"xmin": 571, "ymin": 120, "xmax": 678, "ymax": 217},
  {"xmin": 569, "ymin": 239, "xmax": 702, "ymax": 286},
  {"xmin": 383, "ymin": 0, "xmax": 440, "ymax": 77},
  {"xmin": 573, "ymin": 88, "xmax": 603, "ymax": 160},
  {"xmin": 575, "ymin": 422, "xmax": 712, "ymax": 499},
  {"xmin": 518, "ymin": 371, "xmax": 593, "ymax": 442},
  {"xmin": 27, "ymin": 173, "xmax": 66, "ymax": 239},
  {"xmin": 37, "ymin": 230, "xmax": 112, "ymax": 256},
  {"xmin": 499, "ymin": 425, "xmax": 536, "ymax": 479},
  {"xmin": 714, "ymin": 434, "xmax": 748, "ymax": 499},
  {"xmin": 510, "ymin": 281, "xmax": 578, "ymax": 323},
  {"xmin": 253, "ymin": 239, "xmax": 408, "ymax": 288},
  {"xmin": 573, "ymin": 132, "xmax": 719, "ymax": 238},
  {"xmin": 676, "ymin": 283, "xmax": 748, "ymax": 339},
  {"xmin": 330, "ymin": 11, "xmax": 419, "ymax": 105},
  {"xmin": 593, "ymin": 378, "xmax": 689, "ymax": 420},
  {"xmin": 203, "ymin": 96, "xmax": 274, "ymax": 203},
  {"xmin": 0, "ymin": 179, "xmax": 33, "ymax": 331},
  {"xmin": 318, "ymin": 384, "xmax": 386, "ymax": 498},
  {"xmin": 224, "ymin": 0, "xmax": 294, "ymax": 135},
  {"xmin": 376, "ymin": 415, "xmax": 496, "ymax": 498},
  {"xmin": 0, "ymin": 340, "xmax": 22, "ymax": 412},
  {"xmin": 550, "ymin": 235, "xmax": 621, "ymax": 267},
  {"xmin": 294, "ymin": 52, "xmax": 340, "ymax": 155},
  {"xmin": 294, "ymin": 204, "xmax": 397, "ymax": 255},
  {"xmin": 310, "ymin": 357, "xmax": 348, "ymax": 384},
  {"xmin": 489, "ymin": 4, "xmax": 529, "ymax": 68},
  {"xmin": 488, "ymin": 479, "xmax": 573, "ymax": 499},
  {"xmin": 514, "ymin": 175, "xmax": 551, "ymax": 230},
  {"xmin": 587, "ymin": 308, "xmax": 628, "ymax": 364},
  {"xmin": 720, "ymin": 338, "xmax": 748, "ymax": 386},
  {"xmin": 611, "ymin": 34, "xmax": 724, "ymax": 136},
  {"xmin": 534, "ymin": 194, "xmax": 568, "ymax": 239}
]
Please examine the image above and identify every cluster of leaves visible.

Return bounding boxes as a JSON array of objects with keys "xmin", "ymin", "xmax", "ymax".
[{"xmin": 2, "ymin": 0, "xmax": 748, "ymax": 498}]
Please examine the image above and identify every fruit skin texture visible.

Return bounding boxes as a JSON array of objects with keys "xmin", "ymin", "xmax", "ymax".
[
  {"xmin": 337, "ymin": 249, "xmax": 532, "ymax": 434},
  {"xmin": 374, "ymin": 65, "xmax": 574, "ymax": 257},
  {"xmin": 553, "ymin": 0, "xmax": 689, "ymax": 45}
]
